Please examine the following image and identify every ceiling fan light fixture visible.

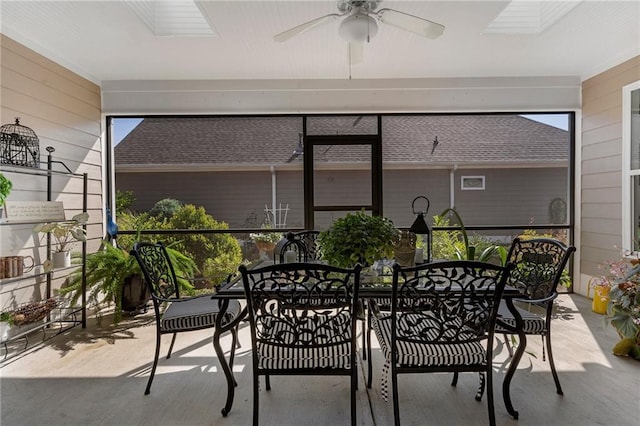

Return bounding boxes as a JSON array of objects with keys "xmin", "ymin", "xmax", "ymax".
[{"xmin": 339, "ymin": 14, "xmax": 378, "ymax": 42}]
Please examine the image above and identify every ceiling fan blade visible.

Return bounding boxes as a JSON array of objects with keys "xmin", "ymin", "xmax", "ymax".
[
  {"xmin": 274, "ymin": 13, "xmax": 341, "ymax": 42},
  {"xmin": 376, "ymin": 8, "xmax": 445, "ymax": 39},
  {"xmin": 349, "ymin": 42, "xmax": 363, "ymax": 65}
]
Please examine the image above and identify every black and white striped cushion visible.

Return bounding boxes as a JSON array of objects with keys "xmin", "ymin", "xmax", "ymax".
[
  {"xmin": 495, "ymin": 301, "xmax": 547, "ymax": 334},
  {"xmin": 372, "ymin": 313, "xmax": 487, "ymax": 401},
  {"xmin": 161, "ymin": 296, "xmax": 239, "ymax": 332},
  {"xmin": 257, "ymin": 313, "xmax": 352, "ymax": 370},
  {"xmin": 372, "ymin": 314, "xmax": 486, "ymax": 367},
  {"xmin": 368, "ymin": 297, "xmax": 392, "ymax": 307}
]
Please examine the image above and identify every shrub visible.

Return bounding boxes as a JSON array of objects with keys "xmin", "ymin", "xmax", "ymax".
[
  {"xmin": 150, "ymin": 198, "xmax": 183, "ymax": 220},
  {"xmin": 115, "ymin": 190, "xmax": 135, "ymax": 212},
  {"xmin": 165, "ymin": 204, "xmax": 242, "ymax": 286},
  {"xmin": 431, "ymin": 215, "xmax": 463, "ymax": 260},
  {"xmin": 114, "ymin": 211, "xmax": 164, "ymax": 251}
]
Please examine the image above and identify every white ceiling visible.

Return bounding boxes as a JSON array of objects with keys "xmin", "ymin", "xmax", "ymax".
[{"xmin": 1, "ymin": 1, "xmax": 639, "ymax": 85}]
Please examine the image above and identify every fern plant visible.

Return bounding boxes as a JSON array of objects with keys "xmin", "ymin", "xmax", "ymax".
[{"xmin": 62, "ymin": 241, "xmax": 197, "ymax": 323}]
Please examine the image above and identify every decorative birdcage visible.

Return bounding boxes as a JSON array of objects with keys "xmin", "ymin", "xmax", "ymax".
[{"xmin": 0, "ymin": 118, "xmax": 40, "ymax": 168}]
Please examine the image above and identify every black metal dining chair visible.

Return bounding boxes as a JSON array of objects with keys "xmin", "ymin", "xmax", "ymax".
[
  {"xmin": 130, "ymin": 241, "xmax": 241, "ymax": 395},
  {"xmin": 494, "ymin": 237, "xmax": 576, "ymax": 395},
  {"xmin": 240, "ymin": 261, "xmax": 362, "ymax": 426},
  {"xmin": 370, "ymin": 260, "xmax": 512, "ymax": 426},
  {"xmin": 274, "ymin": 230, "xmax": 321, "ymax": 263}
]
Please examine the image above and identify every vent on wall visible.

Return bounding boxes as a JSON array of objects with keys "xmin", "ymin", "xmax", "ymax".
[{"xmin": 461, "ymin": 176, "xmax": 485, "ymax": 191}]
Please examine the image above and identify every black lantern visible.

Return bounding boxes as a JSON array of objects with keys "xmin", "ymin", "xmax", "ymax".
[
  {"xmin": 409, "ymin": 196, "xmax": 431, "ymax": 262},
  {"xmin": 0, "ymin": 118, "xmax": 40, "ymax": 168}
]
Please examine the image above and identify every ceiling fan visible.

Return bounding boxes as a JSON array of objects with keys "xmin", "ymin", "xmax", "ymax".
[{"xmin": 274, "ymin": 1, "xmax": 445, "ymax": 64}]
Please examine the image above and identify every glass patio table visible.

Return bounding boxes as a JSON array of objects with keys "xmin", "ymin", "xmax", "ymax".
[{"xmin": 212, "ymin": 261, "xmax": 526, "ymax": 419}]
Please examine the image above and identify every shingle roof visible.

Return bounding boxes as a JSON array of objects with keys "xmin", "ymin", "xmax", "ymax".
[{"xmin": 114, "ymin": 115, "xmax": 568, "ymax": 168}]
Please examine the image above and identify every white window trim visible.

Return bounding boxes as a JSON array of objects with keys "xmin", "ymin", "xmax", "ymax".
[
  {"xmin": 461, "ymin": 175, "xmax": 485, "ymax": 190},
  {"xmin": 622, "ymin": 80, "xmax": 640, "ymax": 252}
]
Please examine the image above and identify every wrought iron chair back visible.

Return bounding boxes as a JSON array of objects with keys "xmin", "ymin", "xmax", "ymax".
[
  {"xmin": 275, "ymin": 230, "xmax": 321, "ymax": 263},
  {"xmin": 373, "ymin": 260, "xmax": 512, "ymax": 426},
  {"xmin": 506, "ymin": 237, "xmax": 574, "ymax": 300},
  {"xmin": 496, "ymin": 237, "xmax": 576, "ymax": 396},
  {"xmin": 130, "ymin": 242, "xmax": 240, "ymax": 396},
  {"xmin": 240, "ymin": 261, "xmax": 362, "ymax": 426},
  {"xmin": 132, "ymin": 241, "xmax": 180, "ymax": 305},
  {"xmin": 390, "ymin": 261, "xmax": 510, "ymax": 346}
]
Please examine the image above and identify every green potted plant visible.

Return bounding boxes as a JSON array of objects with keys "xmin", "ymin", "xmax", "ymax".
[
  {"xmin": 437, "ymin": 207, "xmax": 502, "ymax": 262},
  {"xmin": 0, "ymin": 172, "xmax": 12, "ymax": 221},
  {"xmin": 604, "ymin": 256, "xmax": 640, "ymax": 360},
  {"xmin": 62, "ymin": 240, "xmax": 197, "ymax": 324},
  {"xmin": 33, "ymin": 212, "xmax": 89, "ymax": 268},
  {"xmin": 318, "ymin": 211, "xmax": 399, "ymax": 268}
]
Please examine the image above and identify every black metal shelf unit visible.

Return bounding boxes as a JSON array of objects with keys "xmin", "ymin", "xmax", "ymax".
[{"xmin": 0, "ymin": 147, "xmax": 87, "ymax": 360}]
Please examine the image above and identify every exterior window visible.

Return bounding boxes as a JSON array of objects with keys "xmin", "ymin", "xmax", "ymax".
[
  {"xmin": 622, "ymin": 81, "xmax": 640, "ymax": 252},
  {"xmin": 461, "ymin": 176, "xmax": 485, "ymax": 190}
]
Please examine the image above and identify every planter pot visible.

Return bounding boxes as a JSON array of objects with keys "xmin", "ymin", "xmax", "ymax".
[
  {"xmin": 121, "ymin": 274, "xmax": 150, "ymax": 314},
  {"xmin": 255, "ymin": 241, "xmax": 276, "ymax": 260},
  {"xmin": 394, "ymin": 246, "xmax": 416, "ymax": 267},
  {"xmin": 52, "ymin": 250, "xmax": 71, "ymax": 269},
  {"xmin": 591, "ymin": 284, "xmax": 610, "ymax": 315},
  {"xmin": 255, "ymin": 241, "xmax": 276, "ymax": 252},
  {"xmin": 394, "ymin": 230, "xmax": 416, "ymax": 267}
]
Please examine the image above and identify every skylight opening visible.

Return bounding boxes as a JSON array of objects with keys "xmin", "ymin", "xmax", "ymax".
[
  {"xmin": 484, "ymin": 0, "xmax": 582, "ymax": 35},
  {"xmin": 123, "ymin": 0, "xmax": 217, "ymax": 37}
]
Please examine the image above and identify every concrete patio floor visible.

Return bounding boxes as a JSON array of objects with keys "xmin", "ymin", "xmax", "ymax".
[{"xmin": 1, "ymin": 294, "xmax": 638, "ymax": 426}]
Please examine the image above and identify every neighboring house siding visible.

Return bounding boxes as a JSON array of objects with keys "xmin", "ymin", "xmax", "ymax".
[
  {"xmin": 117, "ymin": 167, "xmax": 566, "ymax": 231},
  {"xmin": 383, "ymin": 169, "xmax": 451, "ymax": 227},
  {"xmin": 0, "ymin": 35, "xmax": 102, "ymax": 306},
  {"xmin": 452, "ymin": 168, "xmax": 569, "ymax": 227},
  {"xmin": 117, "ymin": 170, "xmax": 290, "ymax": 228},
  {"xmin": 580, "ymin": 55, "xmax": 640, "ymax": 294}
]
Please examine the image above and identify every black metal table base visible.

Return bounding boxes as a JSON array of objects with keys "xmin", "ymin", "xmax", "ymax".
[
  {"xmin": 501, "ymin": 297, "xmax": 525, "ymax": 420},
  {"xmin": 213, "ymin": 299, "xmax": 247, "ymax": 417}
]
